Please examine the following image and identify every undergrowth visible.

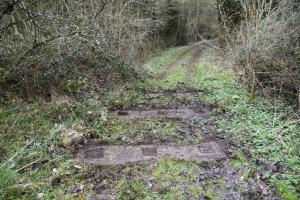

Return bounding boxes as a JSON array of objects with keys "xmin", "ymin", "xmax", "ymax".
[
  {"xmin": 192, "ymin": 61, "xmax": 300, "ymax": 199},
  {"xmin": 0, "ymin": 46, "xmax": 299, "ymax": 199}
]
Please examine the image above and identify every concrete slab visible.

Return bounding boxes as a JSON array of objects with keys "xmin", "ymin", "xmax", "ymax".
[
  {"xmin": 114, "ymin": 108, "xmax": 211, "ymax": 120},
  {"xmin": 79, "ymin": 141, "xmax": 225, "ymax": 165},
  {"xmin": 147, "ymin": 92, "xmax": 201, "ymax": 98}
]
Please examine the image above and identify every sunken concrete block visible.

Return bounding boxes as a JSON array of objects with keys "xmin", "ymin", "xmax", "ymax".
[
  {"xmin": 78, "ymin": 141, "xmax": 225, "ymax": 165},
  {"xmin": 114, "ymin": 108, "xmax": 211, "ymax": 120}
]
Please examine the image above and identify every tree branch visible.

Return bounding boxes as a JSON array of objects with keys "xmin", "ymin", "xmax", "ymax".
[{"xmin": 95, "ymin": 0, "xmax": 108, "ymax": 17}]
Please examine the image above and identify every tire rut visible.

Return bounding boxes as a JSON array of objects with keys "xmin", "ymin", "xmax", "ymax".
[
  {"xmin": 186, "ymin": 43, "xmax": 207, "ymax": 85},
  {"xmin": 158, "ymin": 45, "xmax": 197, "ymax": 79},
  {"xmin": 77, "ymin": 44, "xmax": 281, "ymax": 200}
]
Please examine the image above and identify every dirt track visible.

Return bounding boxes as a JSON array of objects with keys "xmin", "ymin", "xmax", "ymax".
[
  {"xmin": 158, "ymin": 45, "xmax": 197, "ymax": 79},
  {"xmin": 77, "ymin": 44, "xmax": 280, "ymax": 200}
]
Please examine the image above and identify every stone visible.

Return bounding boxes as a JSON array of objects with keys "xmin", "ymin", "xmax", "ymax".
[
  {"xmin": 183, "ymin": 169, "xmax": 189, "ymax": 177},
  {"xmin": 146, "ymin": 183, "xmax": 153, "ymax": 190},
  {"xmin": 37, "ymin": 193, "xmax": 44, "ymax": 199}
]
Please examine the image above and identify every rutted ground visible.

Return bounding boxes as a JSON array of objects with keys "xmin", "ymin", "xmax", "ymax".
[
  {"xmin": 0, "ymin": 44, "xmax": 299, "ymax": 200},
  {"xmin": 76, "ymin": 44, "xmax": 281, "ymax": 199}
]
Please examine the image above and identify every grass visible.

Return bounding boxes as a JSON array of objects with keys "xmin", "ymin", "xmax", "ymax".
[
  {"xmin": 0, "ymin": 46, "xmax": 299, "ymax": 199},
  {"xmin": 0, "ymin": 46, "xmax": 197, "ymax": 199},
  {"xmin": 115, "ymin": 158, "xmax": 212, "ymax": 200},
  {"xmin": 0, "ymin": 98, "xmax": 107, "ymax": 199},
  {"xmin": 0, "ymin": 168, "xmax": 20, "ymax": 199},
  {"xmin": 144, "ymin": 46, "xmax": 188, "ymax": 75},
  {"xmin": 191, "ymin": 61, "xmax": 300, "ymax": 199},
  {"xmin": 143, "ymin": 46, "xmax": 192, "ymax": 91},
  {"xmin": 94, "ymin": 118, "xmax": 179, "ymax": 144}
]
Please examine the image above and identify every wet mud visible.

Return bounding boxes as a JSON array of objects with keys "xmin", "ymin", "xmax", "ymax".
[{"xmin": 76, "ymin": 43, "xmax": 281, "ymax": 200}]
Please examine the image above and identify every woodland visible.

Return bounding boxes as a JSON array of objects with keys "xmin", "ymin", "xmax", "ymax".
[{"xmin": 0, "ymin": 0, "xmax": 299, "ymax": 199}]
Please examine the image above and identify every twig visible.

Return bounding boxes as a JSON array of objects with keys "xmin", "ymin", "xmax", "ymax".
[
  {"xmin": 42, "ymin": 155, "xmax": 64, "ymax": 168},
  {"xmin": 0, "ymin": 14, "xmax": 42, "ymax": 31},
  {"xmin": 95, "ymin": 0, "xmax": 108, "ymax": 17},
  {"xmin": 197, "ymin": 35, "xmax": 226, "ymax": 53},
  {"xmin": 0, "ymin": 139, "xmax": 35, "ymax": 169},
  {"xmin": 298, "ymin": 90, "xmax": 300, "ymax": 113},
  {"xmin": 256, "ymin": 173, "xmax": 268, "ymax": 195},
  {"xmin": 16, "ymin": 158, "xmax": 44, "ymax": 172}
]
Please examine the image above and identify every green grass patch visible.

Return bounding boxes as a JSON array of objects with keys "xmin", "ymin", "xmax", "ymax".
[
  {"xmin": 94, "ymin": 118, "xmax": 179, "ymax": 144},
  {"xmin": 1, "ymin": 46, "xmax": 299, "ymax": 199},
  {"xmin": 144, "ymin": 46, "xmax": 188, "ymax": 75},
  {"xmin": 0, "ymin": 168, "xmax": 20, "ymax": 200},
  {"xmin": 192, "ymin": 57, "xmax": 300, "ymax": 199},
  {"xmin": 0, "ymin": 98, "xmax": 108, "ymax": 199}
]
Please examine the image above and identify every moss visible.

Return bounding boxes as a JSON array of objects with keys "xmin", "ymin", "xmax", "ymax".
[
  {"xmin": 231, "ymin": 160, "xmax": 243, "ymax": 169},
  {"xmin": 152, "ymin": 158, "xmax": 198, "ymax": 183},
  {"xmin": 94, "ymin": 118, "xmax": 181, "ymax": 144},
  {"xmin": 187, "ymin": 185, "xmax": 204, "ymax": 198},
  {"xmin": 218, "ymin": 178, "xmax": 226, "ymax": 190},
  {"xmin": 205, "ymin": 185, "xmax": 214, "ymax": 199},
  {"xmin": 145, "ymin": 158, "xmax": 203, "ymax": 199},
  {"xmin": 117, "ymin": 178, "xmax": 148, "ymax": 200},
  {"xmin": 161, "ymin": 187, "xmax": 184, "ymax": 200},
  {"xmin": 192, "ymin": 132, "xmax": 204, "ymax": 144},
  {"xmin": 275, "ymin": 181, "xmax": 298, "ymax": 200}
]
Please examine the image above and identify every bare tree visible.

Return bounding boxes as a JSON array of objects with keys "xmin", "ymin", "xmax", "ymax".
[
  {"xmin": 224, "ymin": 0, "xmax": 300, "ymax": 106},
  {"xmin": 0, "ymin": 0, "xmax": 168, "ymax": 96}
]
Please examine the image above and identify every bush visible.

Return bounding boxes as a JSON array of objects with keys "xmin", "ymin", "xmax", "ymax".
[
  {"xmin": 225, "ymin": 0, "xmax": 300, "ymax": 103},
  {"xmin": 0, "ymin": 0, "xmax": 221, "ymax": 99},
  {"xmin": 0, "ymin": 0, "xmax": 170, "ymax": 97}
]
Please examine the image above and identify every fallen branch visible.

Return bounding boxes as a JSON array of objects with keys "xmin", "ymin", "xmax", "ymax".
[
  {"xmin": 197, "ymin": 34, "xmax": 226, "ymax": 53},
  {"xmin": 16, "ymin": 158, "xmax": 46, "ymax": 172},
  {"xmin": 0, "ymin": 139, "xmax": 35, "ymax": 169}
]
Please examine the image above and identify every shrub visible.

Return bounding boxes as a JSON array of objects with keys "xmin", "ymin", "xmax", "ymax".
[
  {"xmin": 225, "ymin": 0, "xmax": 300, "ymax": 104},
  {"xmin": 0, "ymin": 0, "xmax": 169, "ymax": 97}
]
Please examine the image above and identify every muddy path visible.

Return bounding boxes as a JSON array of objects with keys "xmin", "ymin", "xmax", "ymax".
[
  {"xmin": 76, "ymin": 44, "xmax": 280, "ymax": 200},
  {"xmin": 157, "ymin": 45, "xmax": 197, "ymax": 79},
  {"xmin": 186, "ymin": 44, "xmax": 208, "ymax": 85},
  {"xmin": 146, "ymin": 89, "xmax": 204, "ymax": 98}
]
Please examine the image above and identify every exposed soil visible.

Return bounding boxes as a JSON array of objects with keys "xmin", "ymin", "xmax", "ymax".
[
  {"xmin": 81, "ymin": 149, "xmax": 280, "ymax": 200},
  {"xmin": 146, "ymin": 91, "xmax": 202, "ymax": 98},
  {"xmin": 114, "ymin": 93, "xmax": 219, "ymax": 112},
  {"xmin": 76, "ymin": 44, "xmax": 281, "ymax": 200},
  {"xmin": 186, "ymin": 44, "xmax": 207, "ymax": 84},
  {"xmin": 158, "ymin": 45, "xmax": 197, "ymax": 79}
]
